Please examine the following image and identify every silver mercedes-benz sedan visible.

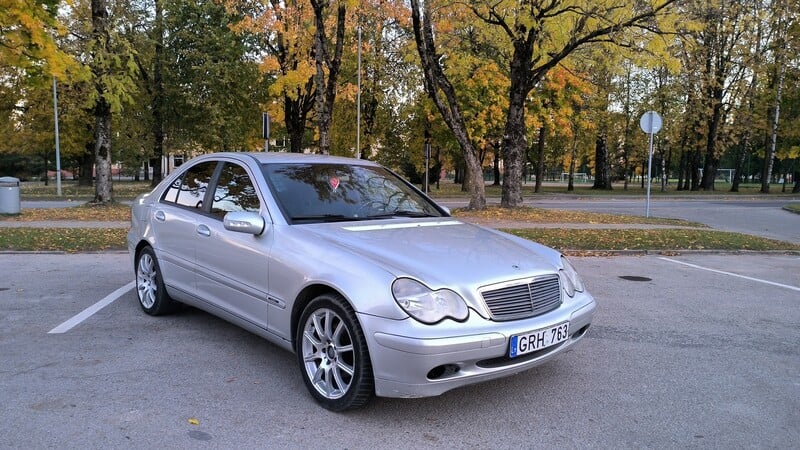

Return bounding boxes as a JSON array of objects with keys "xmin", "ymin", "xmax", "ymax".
[{"xmin": 127, "ymin": 152, "xmax": 595, "ymax": 411}]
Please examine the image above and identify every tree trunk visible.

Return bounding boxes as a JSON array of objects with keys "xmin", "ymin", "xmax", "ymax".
[
  {"xmin": 592, "ymin": 133, "xmax": 612, "ymax": 190},
  {"xmin": 285, "ymin": 88, "xmax": 312, "ymax": 153},
  {"xmin": 461, "ymin": 163, "xmax": 472, "ymax": 193},
  {"xmin": 792, "ymin": 169, "xmax": 799, "ymax": 193},
  {"xmin": 91, "ymin": 0, "xmax": 113, "ymax": 203},
  {"xmin": 311, "ymin": 0, "xmax": 345, "ymax": 155},
  {"xmin": 534, "ymin": 125, "xmax": 546, "ymax": 193},
  {"xmin": 699, "ymin": 94, "xmax": 723, "ymax": 190},
  {"xmin": 499, "ymin": 32, "xmax": 536, "ymax": 207},
  {"xmin": 622, "ymin": 65, "xmax": 632, "ymax": 191},
  {"xmin": 410, "ymin": 0, "xmax": 485, "ymax": 209},
  {"xmin": 730, "ymin": 143, "xmax": 746, "ymax": 192},
  {"xmin": 732, "ymin": 77, "xmax": 759, "ymax": 192},
  {"xmin": 690, "ymin": 141, "xmax": 702, "ymax": 191},
  {"xmin": 492, "ymin": 146, "xmax": 500, "ymax": 186},
  {"xmin": 677, "ymin": 149, "xmax": 686, "ymax": 191},
  {"xmin": 641, "ymin": 159, "xmax": 645, "ymax": 189},
  {"xmin": 79, "ymin": 143, "xmax": 94, "ymax": 187},
  {"xmin": 150, "ymin": 0, "xmax": 164, "ymax": 187},
  {"xmin": 93, "ymin": 101, "xmax": 113, "ymax": 203},
  {"xmin": 567, "ymin": 127, "xmax": 578, "ymax": 192},
  {"xmin": 761, "ymin": 62, "xmax": 785, "ymax": 194},
  {"xmin": 361, "ymin": 94, "xmax": 378, "ymax": 158}
]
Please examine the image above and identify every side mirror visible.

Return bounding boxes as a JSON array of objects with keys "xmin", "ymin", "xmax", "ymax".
[
  {"xmin": 223, "ymin": 211, "xmax": 266, "ymax": 235},
  {"xmin": 439, "ymin": 205, "xmax": 451, "ymax": 216}
]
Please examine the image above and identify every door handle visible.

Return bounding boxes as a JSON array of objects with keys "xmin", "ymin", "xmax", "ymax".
[
  {"xmin": 197, "ymin": 224, "xmax": 211, "ymax": 237},
  {"xmin": 154, "ymin": 210, "xmax": 166, "ymax": 222}
]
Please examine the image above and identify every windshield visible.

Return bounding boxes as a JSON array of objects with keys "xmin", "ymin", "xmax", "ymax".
[{"xmin": 262, "ymin": 163, "xmax": 445, "ymax": 224}]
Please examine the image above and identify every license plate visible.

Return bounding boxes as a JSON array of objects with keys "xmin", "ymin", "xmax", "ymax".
[{"xmin": 509, "ymin": 322, "xmax": 569, "ymax": 358}]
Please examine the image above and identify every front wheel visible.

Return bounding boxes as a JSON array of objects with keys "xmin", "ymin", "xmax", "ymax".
[
  {"xmin": 135, "ymin": 246, "xmax": 177, "ymax": 315},
  {"xmin": 296, "ymin": 293, "xmax": 374, "ymax": 411}
]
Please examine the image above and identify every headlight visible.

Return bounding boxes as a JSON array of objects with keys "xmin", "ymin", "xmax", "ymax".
[
  {"xmin": 559, "ymin": 256, "xmax": 585, "ymax": 297},
  {"xmin": 391, "ymin": 278, "xmax": 469, "ymax": 324}
]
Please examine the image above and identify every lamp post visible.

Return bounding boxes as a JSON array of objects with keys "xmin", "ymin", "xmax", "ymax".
[
  {"xmin": 52, "ymin": 78, "xmax": 62, "ymax": 196},
  {"xmin": 356, "ymin": 23, "xmax": 362, "ymax": 159}
]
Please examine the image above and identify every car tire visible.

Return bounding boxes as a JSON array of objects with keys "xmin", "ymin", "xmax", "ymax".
[
  {"xmin": 296, "ymin": 293, "xmax": 374, "ymax": 411},
  {"xmin": 135, "ymin": 246, "xmax": 177, "ymax": 316}
]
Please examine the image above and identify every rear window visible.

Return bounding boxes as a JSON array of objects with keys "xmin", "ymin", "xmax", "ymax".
[{"xmin": 161, "ymin": 161, "xmax": 217, "ymax": 210}]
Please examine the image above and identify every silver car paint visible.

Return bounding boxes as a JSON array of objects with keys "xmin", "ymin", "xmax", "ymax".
[{"xmin": 127, "ymin": 152, "xmax": 596, "ymax": 399}]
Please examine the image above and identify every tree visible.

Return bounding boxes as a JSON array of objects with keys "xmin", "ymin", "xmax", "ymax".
[
  {"xmin": 89, "ymin": 0, "xmax": 114, "ymax": 203},
  {"xmin": 229, "ymin": 0, "xmax": 317, "ymax": 153},
  {"xmin": 471, "ymin": 0, "xmax": 679, "ymax": 206},
  {"xmin": 760, "ymin": 0, "xmax": 797, "ymax": 193},
  {"xmin": 409, "ymin": 0, "xmax": 678, "ymax": 207},
  {"xmin": 309, "ymin": 0, "xmax": 346, "ymax": 155},
  {"xmin": 1, "ymin": 0, "xmax": 77, "ymax": 78},
  {"xmin": 409, "ymin": 0, "xmax": 487, "ymax": 209}
]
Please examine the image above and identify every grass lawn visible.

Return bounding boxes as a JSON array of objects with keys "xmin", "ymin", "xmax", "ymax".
[
  {"xmin": 505, "ymin": 228, "xmax": 800, "ymax": 253},
  {"xmin": 0, "ymin": 202, "xmax": 131, "ymax": 222},
  {"xmin": 0, "ymin": 228, "xmax": 128, "ymax": 252},
  {"xmin": 452, "ymin": 206, "xmax": 705, "ymax": 227},
  {"xmin": 20, "ymin": 181, "xmax": 153, "ymax": 201},
  {"xmin": 784, "ymin": 203, "xmax": 800, "ymax": 214}
]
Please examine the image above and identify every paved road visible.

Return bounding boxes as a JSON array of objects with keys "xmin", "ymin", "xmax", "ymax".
[
  {"xmin": 1, "ymin": 253, "xmax": 798, "ymax": 448},
  {"xmin": 439, "ymin": 197, "xmax": 800, "ymax": 243}
]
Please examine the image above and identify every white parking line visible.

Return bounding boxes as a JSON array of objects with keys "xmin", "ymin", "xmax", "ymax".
[
  {"xmin": 48, "ymin": 282, "xmax": 135, "ymax": 334},
  {"xmin": 659, "ymin": 258, "xmax": 800, "ymax": 292}
]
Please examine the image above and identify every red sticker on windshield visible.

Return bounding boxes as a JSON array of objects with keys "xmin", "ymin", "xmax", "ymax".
[{"xmin": 329, "ymin": 177, "xmax": 340, "ymax": 191}]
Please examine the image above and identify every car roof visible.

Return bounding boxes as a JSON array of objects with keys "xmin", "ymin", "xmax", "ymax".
[{"xmin": 203, "ymin": 152, "xmax": 381, "ymax": 167}]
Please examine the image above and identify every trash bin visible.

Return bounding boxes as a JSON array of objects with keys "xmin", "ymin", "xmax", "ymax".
[{"xmin": 0, "ymin": 176, "xmax": 21, "ymax": 214}]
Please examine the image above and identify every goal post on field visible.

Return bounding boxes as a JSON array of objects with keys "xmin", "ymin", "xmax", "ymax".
[
  {"xmin": 698, "ymin": 168, "xmax": 735, "ymax": 184},
  {"xmin": 560, "ymin": 172, "xmax": 589, "ymax": 183}
]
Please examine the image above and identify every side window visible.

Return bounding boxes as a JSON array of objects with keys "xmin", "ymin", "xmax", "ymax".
[
  {"xmin": 162, "ymin": 161, "xmax": 217, "ymax": 210},
  {"xmin": 210, "ymin": 163, "xmax": 261, "ymax": 219}
]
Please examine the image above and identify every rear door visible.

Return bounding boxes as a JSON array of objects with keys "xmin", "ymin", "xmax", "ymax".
[{"xmin": 151, "ymin": 160, "xmax": 218, "ymax": 297}]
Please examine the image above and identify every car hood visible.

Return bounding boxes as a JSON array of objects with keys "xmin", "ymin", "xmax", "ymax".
[{"xmin": 299, "ymin": 218, "xmax": 560, "ymax": 289}]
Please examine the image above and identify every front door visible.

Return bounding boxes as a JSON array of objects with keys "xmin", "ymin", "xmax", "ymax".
[{"xmin": 194, "ymin": 161, "xmax": 272, "ymax": 330}]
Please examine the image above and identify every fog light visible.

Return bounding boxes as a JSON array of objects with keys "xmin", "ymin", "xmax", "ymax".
[{"xmin": 427, "ymin": 364, "xmax": 460, "ymax": 380}]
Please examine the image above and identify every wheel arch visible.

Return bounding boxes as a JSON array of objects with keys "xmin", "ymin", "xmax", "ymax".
[
  {"xmin": 133, "ymin": 240, "xmax": 153, "ymax": 268},
  {"xmin": 291, "ymin": 283, "xmax": 353, "ymax": 349}
]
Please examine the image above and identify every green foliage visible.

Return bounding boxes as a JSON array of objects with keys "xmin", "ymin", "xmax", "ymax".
[
  {"xmin": 0, "ymin": 0, "xmax": 79, "ymax": 78},
  {"xmin": 162, "ymin": 0, "xmax": 267, "ymax": 152}
]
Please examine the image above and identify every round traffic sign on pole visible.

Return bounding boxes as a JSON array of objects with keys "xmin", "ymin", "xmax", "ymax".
[
  {"xmin": 640, "ymin": 111, "xmax": 663, "ymax": 218},
  {"xmin": 640, "ymin": 111, "xmax": 663, "ymax": 134}
]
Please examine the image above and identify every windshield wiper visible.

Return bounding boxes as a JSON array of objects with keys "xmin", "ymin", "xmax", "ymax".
[
  {"xmin": 290, "ymin": 214, "xmax": 356, "ymax": 223},
  {"xmin": 366, "ymin": 210, "xmax": 439, "ymax": 219}
]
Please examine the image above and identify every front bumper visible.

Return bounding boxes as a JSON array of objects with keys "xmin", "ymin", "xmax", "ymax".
[{"xmin": 359, "ymin": 292, "xmax": 595, "ymax": 398}]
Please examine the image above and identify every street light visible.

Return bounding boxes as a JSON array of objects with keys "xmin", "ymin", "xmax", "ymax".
[{"xmin": 52, "ymin": 78, "xmax": 62, "ymax": 196}]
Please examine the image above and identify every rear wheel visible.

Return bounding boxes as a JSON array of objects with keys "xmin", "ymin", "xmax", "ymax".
[
  {"xmin": 296, "ymin": 293, "xmax": 374, "ymax": 411},
  {"xmin": 135, "ymin": 246, "xmax": 177, "ymax": 315}
]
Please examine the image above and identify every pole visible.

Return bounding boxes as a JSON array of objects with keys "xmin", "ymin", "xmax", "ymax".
[
  {"xmin": 424, "ymin": 141, "xmax": 430, "ymax": 194},
  {"xmin": 645, "ymin": 115, "xmax": 654, "ymax": 218},
  {"xmin": 52, "ymin": 78, "xmax": 62, "ymax": 196},
  {"xmin": 356, "ymin": 24, "xmax": 362, "ymax": 159},
  {"xmin": 262, "ymin": 112, "xmax": 270, "ymax": 152}
]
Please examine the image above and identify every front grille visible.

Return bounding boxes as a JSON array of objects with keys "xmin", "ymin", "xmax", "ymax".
[{"xmin": 481, "ymin": 275, "xmax": 562, "ymax": 321}]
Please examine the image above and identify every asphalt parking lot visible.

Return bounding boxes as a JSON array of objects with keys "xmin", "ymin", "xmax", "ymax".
[{"xmin": 1, "ymin": 253, "xmax": 798, "ymax": 448}]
